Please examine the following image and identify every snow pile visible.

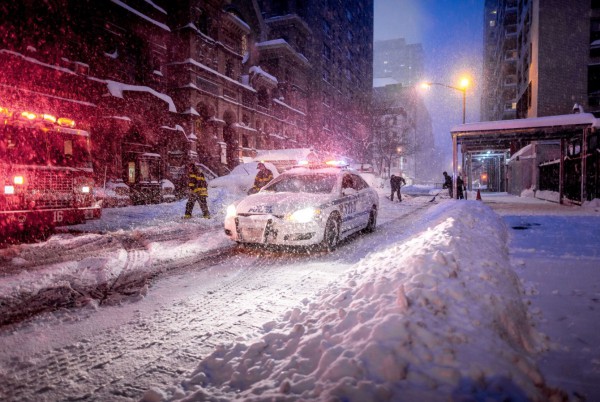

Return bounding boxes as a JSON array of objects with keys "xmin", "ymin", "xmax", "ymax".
[{"xmin": 155, "ymin": 202, "xmax": 556, "ymax": 401}]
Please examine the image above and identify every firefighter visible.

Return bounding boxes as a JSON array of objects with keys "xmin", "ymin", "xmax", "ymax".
[
  {"xmin": 183, "ymin": 163, "xmax": 210, "ymax": 219},
  {"xmin": 248, "ymin": 162, "xmax": 274, "ymax": 194}
]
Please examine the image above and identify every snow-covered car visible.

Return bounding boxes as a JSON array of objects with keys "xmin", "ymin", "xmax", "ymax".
[
  {"xmin": 224, "ymin": 162, "xmax": 379, "ymax": 250},
  {"xmin": 209, "ymin": 161, "xmax": 279, "ymax": 195},
  {"xmin": 161, "ymin": 179, "xmax": 176, "ymax": 202},
  {"xmin": 94, "ymin": 179, "xmax": 132, "ymax": 208}
]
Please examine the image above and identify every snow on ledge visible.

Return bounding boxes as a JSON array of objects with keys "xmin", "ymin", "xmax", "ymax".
[
  {"xmin": 106, "ymin": 80, "xmax": 177, "ymax": 112},
  {"xmin": 249, "ymin": 65, "xmax": 278, "ymax": 84},
  {"xmin": 110, "ymin": 0, "xmax": 170, "ymax": 31}
]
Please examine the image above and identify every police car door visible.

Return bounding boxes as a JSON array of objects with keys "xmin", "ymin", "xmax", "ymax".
[
  {"xmin": 340, "ymin": 173, "xmax": 361, "ymax": 233},
  {"xmin": 351, "ymin": 173, "xmax": 371, "ymax": 227}
]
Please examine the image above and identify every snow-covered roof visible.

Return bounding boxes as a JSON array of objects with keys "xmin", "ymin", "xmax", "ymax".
[
  {"xmin": 451, "ymin": 113, "xmax": 600, "ymax": 153},
  {"xmin": 110, "ymin": 0, "xmax": 170, "ymax": 31},
  {"xmin": 451, "ymin": 113, "xmax": 600, "ymax": 133}
]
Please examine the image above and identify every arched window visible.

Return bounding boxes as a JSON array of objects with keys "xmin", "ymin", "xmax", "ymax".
[{"xmin": 197, "ymin": 9, "xmax": 210, "ymax": 34}]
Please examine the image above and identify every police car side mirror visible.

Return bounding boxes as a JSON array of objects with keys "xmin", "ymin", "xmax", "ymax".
[{"xmin": 342, "ymin": 188, "xmax": 358, "ymax": 196}]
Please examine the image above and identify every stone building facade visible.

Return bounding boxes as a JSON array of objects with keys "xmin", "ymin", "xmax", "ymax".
[{"xmin": 0, "ymin": 0, "xmax": 373, "ymax": 198}]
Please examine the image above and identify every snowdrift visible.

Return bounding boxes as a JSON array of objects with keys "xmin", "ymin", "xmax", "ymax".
[{"xmin": 151, "ymin": 202, "xmax": 560, "ymax": 401}]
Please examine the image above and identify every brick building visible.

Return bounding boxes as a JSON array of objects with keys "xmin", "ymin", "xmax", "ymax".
[
  {"xmin": 481, "ymin": 0, "xmax": 590, "ymax": 121},
  {"xmin": 0, "ymin": 0, "xmax": 373, "ymax": 200}
]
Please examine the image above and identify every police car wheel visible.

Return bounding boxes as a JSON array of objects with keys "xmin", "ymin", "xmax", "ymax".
[
  {"xmin": 365, "ymin": 208, "xmax": 377, "ymax": 233},
  {"xmin": 322, "ymin": 215, "xmax": 340, "ymax": 251}
]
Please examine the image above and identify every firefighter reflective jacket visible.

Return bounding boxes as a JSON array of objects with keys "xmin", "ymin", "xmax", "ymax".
[
  {"xmin": 251, "ymin": 167, "xmax": 274, "ymax": 193},
  {"xmin": 188, "ymin": 170, "xmax": 208, "ymax": 197}
]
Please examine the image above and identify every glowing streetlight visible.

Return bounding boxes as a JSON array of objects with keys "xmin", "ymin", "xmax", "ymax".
[{"xmin": 420, "ymin": 77, "xmax": 470, "ymax": 124}]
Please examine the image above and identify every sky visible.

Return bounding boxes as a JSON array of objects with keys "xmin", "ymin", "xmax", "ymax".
[
  {"xmin": 0, "ymin": 171, "xmax": 599, "ymax": 401},
  {"xmin": 374, "ymin": 0, "xmax": 485, "ymax": 169}
]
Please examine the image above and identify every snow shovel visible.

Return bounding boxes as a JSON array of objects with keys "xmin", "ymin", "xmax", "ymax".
[{"xmin": 429, "ymin": 190, "xmax": 443, "ymax": 202}]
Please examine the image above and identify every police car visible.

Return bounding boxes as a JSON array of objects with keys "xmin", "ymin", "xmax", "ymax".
[{"xmin": 224, "ymin": 161, "xmax": 379, "ymax": 250}]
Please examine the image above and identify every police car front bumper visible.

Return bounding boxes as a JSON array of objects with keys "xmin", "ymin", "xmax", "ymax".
[{"xmin": 224, "ymin": 214, "xmax": 325, "ymax": 246}]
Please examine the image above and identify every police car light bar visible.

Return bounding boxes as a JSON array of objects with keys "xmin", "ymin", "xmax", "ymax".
[
  {"xmin": 294, "ymin": 160, "xmax": 349, "ymax": 169},
  {"xmin": 325, "ymin": 160, "xmax": 348, "ymax": 167}
]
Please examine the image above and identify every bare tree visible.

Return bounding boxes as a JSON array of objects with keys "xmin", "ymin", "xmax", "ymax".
[{"xmin": 367, "ymin": 87, "xmax": 417, "ymax": 178}]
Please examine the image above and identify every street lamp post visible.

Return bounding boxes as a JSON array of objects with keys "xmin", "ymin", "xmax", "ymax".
[
  {"xmin": 420, "ymin": 79, "xmax": 469, "ymax": 124},
  {"xmin": 420, "ymin": 78, "xmax": 470, "ymax": 199}
]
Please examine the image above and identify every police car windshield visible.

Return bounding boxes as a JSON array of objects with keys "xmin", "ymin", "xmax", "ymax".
[{"xmin": 263, "ymin": 173, "xmax": 336, "ymax": 194}]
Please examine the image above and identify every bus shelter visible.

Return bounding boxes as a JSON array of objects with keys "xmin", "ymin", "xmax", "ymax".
[{"xmin": 450, "ymin": 113, "xmax": 600, "ymax": 205}]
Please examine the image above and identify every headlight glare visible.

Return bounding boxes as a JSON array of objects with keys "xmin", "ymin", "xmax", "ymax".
[
  {"xmin": 226, "ymin": 204, "xmax": 237, "ymax": 219},
  {"xmin": 287, "ymin": 207, "xmax": 319, "ymax": 223}
]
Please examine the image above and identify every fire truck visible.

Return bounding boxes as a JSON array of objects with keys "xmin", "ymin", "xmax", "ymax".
[{"xmin": 0, "ymin": 105, "xmax": 101, "ymax": 241}]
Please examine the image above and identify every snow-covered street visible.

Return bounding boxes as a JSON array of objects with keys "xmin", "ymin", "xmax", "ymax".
[{"xmin": 0, "ymin": 191, "xmax": 599, "ymax": 401}]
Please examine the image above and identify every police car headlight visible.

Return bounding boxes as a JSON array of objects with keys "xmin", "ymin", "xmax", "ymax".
[
  {"xmin": 225, "ymin": 204, "xmax": 237, "ymax": 219},
  {"xmin": 286, "ymin": 207, "xmax": 320, "ymax": 223}
]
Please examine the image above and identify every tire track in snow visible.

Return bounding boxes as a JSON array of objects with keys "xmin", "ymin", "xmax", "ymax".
[{"xmin": 0, "ymin": 203, "xmax": 435, "ymax": 401}]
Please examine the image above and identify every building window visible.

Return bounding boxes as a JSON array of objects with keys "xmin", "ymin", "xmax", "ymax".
[
  {"xmin": 225, "ymin": 59, "xmax": 234, "ymax": 78},
  {"xmin": 258, "ymin": 87, "xmax": 269, "ymax": 108},
  {"xmin": 196, "ymin": 9, "xmax": 210, "ymax": 34},
  {"xmin": 588, "ymin": 65, "xmax": 600, "ymax": 106}
]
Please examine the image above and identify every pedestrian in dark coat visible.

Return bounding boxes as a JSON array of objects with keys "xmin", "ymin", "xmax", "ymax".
[
  {"xmin": 456, "ymin": 175, "xmax": 465, "ymax": 199},
  {"xmin": 249, "ymin": 162, "xmax": 274, "ymax": 194},
  {"xmin": 442, "ymin": 171, "xmax": 453, "ymax": 198},
  {"xmin": 390, "ymin": 174, "xmax": 406, "ymax": 202},
  {"xmin": 184, "ymin": 163, "xmax": 210, "ymax": 219}
]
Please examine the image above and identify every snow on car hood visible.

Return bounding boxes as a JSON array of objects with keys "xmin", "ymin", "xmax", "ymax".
[{"xmin": 235, "ymin": 192, "xmax": 332, "ymax": 216}]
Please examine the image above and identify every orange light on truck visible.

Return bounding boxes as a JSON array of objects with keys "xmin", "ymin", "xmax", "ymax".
[
  {"xmin": 42, "ymin": 114, "xmax": 57, "ymax": 123},
  {"xmin": 82, "ymin": 186, "xmax": 90, "ymax": 193},
  {"xmin": 57, "ymin": 117, "xmax": 75, "ymax": 128},
  {"xmin": 13, "ymin": 176, "xmax": 24, "ymax": 185},
  {"xmin": 21, "ymin": 111, "xmax": 37, "ymax": 120},
  {"xmin": 0, "ymin": 106, "xmax": 11, "ymax": 117}
]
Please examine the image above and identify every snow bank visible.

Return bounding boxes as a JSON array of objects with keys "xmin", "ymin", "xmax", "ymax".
[{"xmin": 154, "ymin": 201, "xmax": 555, "ymax": 401}]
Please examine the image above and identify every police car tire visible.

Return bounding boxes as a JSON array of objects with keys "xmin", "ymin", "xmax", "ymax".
[
  {"xmin": 365, "ymin": 208, "xmax": 377, "ymax": 233},
  {"xmin": 322, "ymin": 215, "xmax": 340, "ymax": 251}
]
